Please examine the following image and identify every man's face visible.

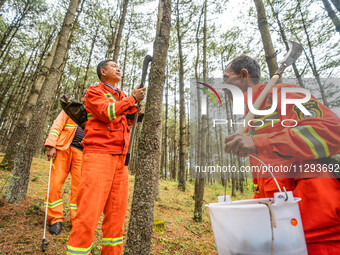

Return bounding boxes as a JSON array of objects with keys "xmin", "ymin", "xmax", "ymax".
[
  {"xmin": 223, "ymin": 66, "xmax": 248, "ymax": 93},
  {"xmin": 102, "ymin": 61, "xmax": 121, "ymax": 82}
]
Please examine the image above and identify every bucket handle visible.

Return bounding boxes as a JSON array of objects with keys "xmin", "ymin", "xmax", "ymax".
[{"xmin": 249, "ymin": 154, "xmax": 288, "ymax": 201}]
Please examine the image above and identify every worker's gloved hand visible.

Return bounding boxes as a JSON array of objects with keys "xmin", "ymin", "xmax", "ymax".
[
  {"xmin": 47, "ymin": 147, "xmax": 57, "ymax": 161},
  {"xmin": 132, "ymin": 84, "xmax": 146, "ymax": 102},
  {"xmin": 225, "ymin": 134, "xmax": 257, "ymax": 157}
]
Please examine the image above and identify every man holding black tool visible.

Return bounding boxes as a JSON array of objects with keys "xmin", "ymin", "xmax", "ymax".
[
  {"xmin": 223, "ymin": 55, "xmax": 340, "ymax": 254},
  {"xmin": 66, "ymin": 59, "xmax": 146, "ymax": 255}
]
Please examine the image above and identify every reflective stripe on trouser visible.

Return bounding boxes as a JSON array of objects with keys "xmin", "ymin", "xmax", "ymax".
[
  {"xmin": 44, "ymin": 146, "xmax": 82, "ymax": 225},
  {"xmin": 67, "ymin": 154, "xmax": 129, "ymax": 255}
]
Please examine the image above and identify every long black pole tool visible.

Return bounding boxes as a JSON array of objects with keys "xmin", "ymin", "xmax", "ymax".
[{"xmin": 125, "ymin": 55, "xmax": 152, "ymax": 166}]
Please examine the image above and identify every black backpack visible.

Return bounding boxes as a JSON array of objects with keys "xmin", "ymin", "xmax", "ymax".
[
  {"xmin": 60, "ymin": 95, "xmax": 87, "ymax": 130},
  {"xmin": 60, "ymin": 95, "xmax": 144, "ymax": 130}
]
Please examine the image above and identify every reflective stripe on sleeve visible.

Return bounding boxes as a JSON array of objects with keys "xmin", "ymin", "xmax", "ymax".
[
  {"xmin": 49, "ymin": 130, "xmax": 60, "ymax": 137},
  {"xmin": 87, "ymin": 113, "xmax": 94, "ymax": 120},
  {"xmin": 291, "ymin": 125, "xmax": 330, "ymax": 159},
  {"xmin": 65, "ymin": 124, "xmax": 77, "ymax": 129},
  {"xmin": 105, "ymin": 93, "xmax": 117, "ymax": 101},
  {"xmin": 70, "ymin": 203, "xmax": 77, "ymax": 210},
  {"xmin": 253, "ymin": 112, "xmax": 281, "ymax": 131},
  {"xmin": 44, "ymin": 199, "xmax": 63, "ymax": 208},
  {"xmin": 102, "ymin": 237, "xmax": 123, "ymax": 246},
  {"xmin": 66, "ymin": 244, "xmax": 92, "ymax": 255},
  {"xmin": 108, "ymin": 103, "xmax": 116, "ymax": 121}
]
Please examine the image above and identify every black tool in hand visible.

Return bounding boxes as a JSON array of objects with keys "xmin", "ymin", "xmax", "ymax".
[{"xmin": 125, "ymin": 55, "xmax": 152, "ymax": 166}]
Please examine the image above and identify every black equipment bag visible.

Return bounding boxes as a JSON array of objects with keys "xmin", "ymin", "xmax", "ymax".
[{"xmin": 60, "ymin": 95, "xmax": 87, "ymax": 130}]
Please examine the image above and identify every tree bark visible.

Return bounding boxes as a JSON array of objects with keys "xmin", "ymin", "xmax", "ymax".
[
  {"xmin": 1, "ymin": 36, "xmax": 59, "ymax": 170},
  {"xmin": 322, "ymin": 0, "xmax": 340, "ymax": 34},
  {"xmin": 254, "ymin": 0, "xmax": 279, "ymax": 77},
  {"xmin": 171, "ymin": 78, "xmax": 177, "ymax": 180},
  {"xmin": 330, "ymin": 0, "xmax": 340, "ymax": 12},
  {"xmin": 113, "ymin": 0, "xmax": 129, "ymax": 63},
  {"xmin": 164, "ymin": 69, "xmax": 169, "ymax": 180},
  {"xmin": 194, "ymin": 0, "xmax": 207, "ymax": 223},
  {"xmin": 120, "ymin": 28, "xmax": 131, "ymax": 91},
  {"xmin": 267, "ymin": 0, "xmax": 304, "ymax": 87},
  {"xmin": 176, "ymin": 0, "xmax": 186, "ymax": 192},
  {"xmin": 297, "ymin": 0, "xmax": 329, "ymax": 106},
  {"xmin": 82, "ymin": 24, "xmax": 99, "ymax": 95},
  {"xmin": 5, "ymin": 0, "xmax": 81, "ymax": 203},
  {"xmin": 124, "ymin": 0, "xmax": 171, "ymax": 253}
]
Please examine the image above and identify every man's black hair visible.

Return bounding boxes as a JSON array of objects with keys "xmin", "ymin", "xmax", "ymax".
[
  {"xmin": 227, "ymin": 55, "xmax": 261, "ymax": 85},
  {"xmin": 97, "ymin": 59, "xmax": 114, "ymax": 80}
]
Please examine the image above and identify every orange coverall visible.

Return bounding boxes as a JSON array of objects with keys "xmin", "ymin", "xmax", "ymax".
[
  {"xmin": 246, "ymin": 83, "xmax": 340, "ymax": 254},
  {"xmin": 44, "ymin": 110, "xmax": 83, "ymax": 226},
  {"xmin": 67, "ymin": 82, "xmax": 137, "ymax": 255}
]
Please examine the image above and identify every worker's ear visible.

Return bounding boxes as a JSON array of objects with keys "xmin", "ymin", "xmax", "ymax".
[
  {"xmin": 240, "ymin": 68, "xmax": 250, "ymax": 79},
  {"xmin": 100, "ymin": 68, "xmax": 106, "ymax": 78}
]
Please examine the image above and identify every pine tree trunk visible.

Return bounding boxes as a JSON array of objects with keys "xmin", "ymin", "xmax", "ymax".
[
  {"xmin": 106, "ymin": 21, "xmax": 119, "ymax": 59},
  {"xmin": 176, "ymin": 0, "xmax": 186, "ymax": 192},
  {"xmin": 322, "ymin": 0, "xmax": 340, "ymax": 34},
  {"xmin": 0, "ymin": 47, "xmax": 38, "ymax": 148},
  {"xmin": 0, "ymin": 1, "xmax": 32, "ymax": 60},
  {"xmin": 113, "ymin": 0, "xmax": 129, "ymax": 63},
  {"xmin": 82, "ymin": 24, "xmax": 99, "ymax": 95},
  {"xmin": 124, "ymin": 0, "xmax": 171, "ymax": 253},
  {"xmin": 254, "ymin": 0, "xmax": 279, "ymax": 77},
  {"xmin": 120, "ymin": 29, "xmax": 130, "ymax": 91},
  {"xmin": 330, "ymin": 0, "xmax": 340, "ymax": 12},
  {"xmin": 5, "ymin": 0, "xmax": 81, "ymax": 203},
  {"xmin": 164, "ymin": 72, "xmax": 169, "ymax": 180},
  {"xmin": 267, "ymin": 0, "xmax": 304, "ymax": 87},
  {"xmin": 172, "ymin": 79, "xmax": 177, "ymax": 180},
  {"xmin": 194, "ymin": 0, "xmax": 207, "ymax": 222},
  {"xmin": 297, "ymin": 0, "xmax": 329, "ymax": 106},
  {"xmin": 1, "ymin": 36, "xmax": 59, "ymax": 171}
]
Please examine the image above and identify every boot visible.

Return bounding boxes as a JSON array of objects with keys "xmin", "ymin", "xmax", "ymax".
[{"xmin": 49, "ymin": 222, "xmax": 62, "ymax": 235}]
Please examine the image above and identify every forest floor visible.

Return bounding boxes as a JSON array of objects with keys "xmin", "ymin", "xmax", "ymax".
[{"xmin": 0, "ymin": 154, "xmax": 254, "ymax": 255}]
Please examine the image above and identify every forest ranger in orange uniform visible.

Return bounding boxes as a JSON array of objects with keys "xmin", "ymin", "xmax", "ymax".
[
  {"xmin": 66, "ymin": 60, "xmax": 145, "ymax": 255},
  {"xmin": 224, "ymin": 55, "xmax": 340, "ymax": 255},
  {"xmin": 44, "ymin": 110, "xmax": 84, "ymax": 235}
]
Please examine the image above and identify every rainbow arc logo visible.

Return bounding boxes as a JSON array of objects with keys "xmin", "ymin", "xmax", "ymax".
[{"xmin": 196, "ymin": 81, "xmax": 223, "ymax": 106}]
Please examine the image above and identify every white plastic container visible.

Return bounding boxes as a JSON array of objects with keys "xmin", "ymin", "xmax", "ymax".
[{"xmin": 206, "ymin": 191, "xmax": 308, "ymax": 255}]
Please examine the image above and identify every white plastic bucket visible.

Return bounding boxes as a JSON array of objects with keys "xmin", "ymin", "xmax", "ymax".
[{"xmin": 206, "ymin": 191, "xmax": 308, "ymax": 255}]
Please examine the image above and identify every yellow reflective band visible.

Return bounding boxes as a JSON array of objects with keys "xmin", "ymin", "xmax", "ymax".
[
  {"xmin": 255, "ymin": 111, "xmax": 279, "ymax": 121},
  {"xmin": 44, "ymin": 199, "xmax": 63, "ymax": 208},
  {"xmin": 70, "ymin": 204, "xmax": 77, "ymax": 210},
  {"xmin": 105, "ymin": 92, "xmax": 117, "ymax": 101},
  {"xmin": 49, "ymin": 130, "xmax": 60, "ymax": 137},
  {"xmin": 108, "ymin": 103, "xmax": 116, "ymax": 121},
  {"xmin": 65, "ymin": 124, "xmax": 77, "ymax": 129},
  {"xmin": 252, "ymin": 112, "xmax": 280, "ymax": 131},
  {"xmin": 102, "ymin": 237, "xmax": 123, "ymax": 246},
  {"xmin": 254, "ymin": 119, "xmax": 280, "ymax": 131},
  {"xmin": 292, "ymin": 125, "xmax": 330, "ymax": 159},
  {"xmin": 306, "ymin": 126, "xmax": 330, "ymax": 157},
  {"xmin": 87, "ymin": 113, "xmax": 94, "ymax": 120},
  {"xmin": 66, "ymin": 244, "xmax": 92, "ymax": 255},
  {"xmin": 292, "ymin": 127, "xmax": 318, "ymax": 159}
]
